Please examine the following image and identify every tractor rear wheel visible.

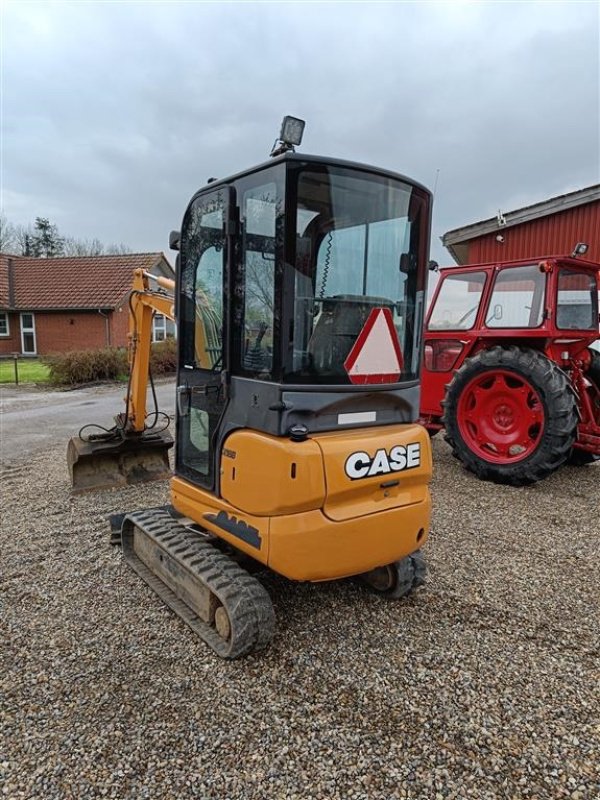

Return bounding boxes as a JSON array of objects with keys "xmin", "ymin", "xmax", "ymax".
[
  {"xmin": 569, "ymin": 349, "xmax": 600, "ymax": 466},
  {"xmin": 443, "ymin": 346, "xmax": 578, "ymax": 485}
]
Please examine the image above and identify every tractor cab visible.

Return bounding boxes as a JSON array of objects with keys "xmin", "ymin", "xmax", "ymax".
[
  {"xmin": 422, "ymin": 255, "xmax": 599, "ymax": 410},
  {"xmin": 420, "ymin": 254, "xmax": 600, "ymax": 484},
  {"xmin": 175, "ymin": 149, "xmax": 432, "ymax": 494}
]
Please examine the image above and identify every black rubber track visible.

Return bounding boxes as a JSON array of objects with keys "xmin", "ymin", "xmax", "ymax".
[
  {"xmin": 364, "ymin": 550, "xmax": 426, "ymax": 600},
  {"xmin": 443, "ymin": 346, "xmax": 579, "ymax": 486},
  {"xmin": 120, "ymin": 509, "xmax": 275, "ymax": 659},
  {"xmin": 569, "ymin": 349, "xmax": 600, "ymax": 465}
]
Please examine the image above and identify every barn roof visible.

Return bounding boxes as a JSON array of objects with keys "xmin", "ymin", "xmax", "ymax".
[
  {"xmin": 442, "ymin": 184, "xmax": 600, "ymax": 264},
  {"xmin": 0, "ymin": 252, "xmax": 172, "ymax": 311}
]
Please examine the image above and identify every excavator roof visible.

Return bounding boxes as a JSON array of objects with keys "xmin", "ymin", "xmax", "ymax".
[{"xmin": 192, "ymin": 151, "xmax": 432, "ymax": 198}]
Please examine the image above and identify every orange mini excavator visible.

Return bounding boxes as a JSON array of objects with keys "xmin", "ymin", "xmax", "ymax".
[{"xmin": 68, "ymin": 118, "xmax": 434, "ymax": 658}]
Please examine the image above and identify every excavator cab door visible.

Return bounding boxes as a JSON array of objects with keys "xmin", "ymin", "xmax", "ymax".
[{"xmin": 176, "ymin": 186, "xmax": 233, "ymax": 490}]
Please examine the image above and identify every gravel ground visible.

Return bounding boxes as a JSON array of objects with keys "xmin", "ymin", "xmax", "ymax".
[{"xmin": 1, "ymin": 438, "xmax": 599, "ymax": 800}]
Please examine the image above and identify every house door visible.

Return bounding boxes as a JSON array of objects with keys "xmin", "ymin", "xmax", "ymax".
[{"xmin": 20, "ymin": 313, "xmax": 37, "ymax": 355}]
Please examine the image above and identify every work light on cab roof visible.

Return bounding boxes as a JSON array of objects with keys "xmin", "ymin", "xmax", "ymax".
[{"xmin": 270, "ymin": 115, "xmax": 306, "ymax": 156}]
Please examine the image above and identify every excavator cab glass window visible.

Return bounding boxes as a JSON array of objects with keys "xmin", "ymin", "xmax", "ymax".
[
  {"xmin": 241, "ymin": 181, "xmax": 278, "ymax": 377},
  {"xmin": 231, "ymin": 164, "xmax": 285, "ymax": 381},
  {"xmin": 285, "ymin": 165, "xmax": 428, "ymax": 384},
  {"xmin": 178, "ymin": 188, "xmax": 229, "ymax": 485},
  {"xmin": 180, "ymin": 191, "xmax": 227, "ymax": 371}
]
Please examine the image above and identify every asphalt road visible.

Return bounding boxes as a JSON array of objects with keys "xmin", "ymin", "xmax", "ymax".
[{"xmin": 0, "ymin": 379, "xmax": 176, "ymax": 464}]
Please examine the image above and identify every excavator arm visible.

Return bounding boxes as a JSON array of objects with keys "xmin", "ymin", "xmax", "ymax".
[
  {"xmin": 125, "ymin": 268, "xmax": 176, "ymax": 432},
  {"xmin": 67, "ymin": 268, "xmax": 177, "ymax": 493}
]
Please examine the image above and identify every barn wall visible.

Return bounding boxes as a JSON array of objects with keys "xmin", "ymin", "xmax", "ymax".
[{"xmin": 467, "ymin": 201, "xmax": 600, "ymax": 264}]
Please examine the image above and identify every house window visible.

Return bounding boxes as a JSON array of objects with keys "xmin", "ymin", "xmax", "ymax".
[
  {"xmin": 20, "ymin": 313, "xmax": 37, "ymax": 355},
  {"xmin": 0, "ymin": 312, "xmax": 9, "ymax": 336},
  {"xmin": 152, "ymin": 313, "xmax": 167, "ymax": 342}
]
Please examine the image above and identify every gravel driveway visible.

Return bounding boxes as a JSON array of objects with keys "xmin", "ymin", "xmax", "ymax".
[{"xmin": 1, "ymin": 431, "xmax": 598, "ymax": 799}]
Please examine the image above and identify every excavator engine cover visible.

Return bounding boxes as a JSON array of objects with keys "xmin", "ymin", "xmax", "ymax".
[{"xmin": 67, "ymin": 431, "xmax": 173, "ymax": 494}]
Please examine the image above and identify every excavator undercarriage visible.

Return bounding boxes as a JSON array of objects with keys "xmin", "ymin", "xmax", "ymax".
[{"xmin": 119, "ymin": 509, "xmax": 275, "ymax": 658}]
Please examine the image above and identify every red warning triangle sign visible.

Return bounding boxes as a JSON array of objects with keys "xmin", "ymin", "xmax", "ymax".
[{"xmin": 344, "ymin": 307, "xmax": 404, "ymax": 385}]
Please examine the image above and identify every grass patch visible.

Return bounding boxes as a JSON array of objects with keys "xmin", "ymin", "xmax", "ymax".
[{"xmin": 0, "ymin": 358, "xmax": 51, "ymax": 384}]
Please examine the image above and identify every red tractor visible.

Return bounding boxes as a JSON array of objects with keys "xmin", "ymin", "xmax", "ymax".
[{"xmin": 420, "ymin": 252, "xmax": 600, "ymax": 485}]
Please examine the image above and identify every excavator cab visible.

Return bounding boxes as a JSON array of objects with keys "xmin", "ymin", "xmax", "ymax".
[
  {"xmin": 174, "ymin": 153, "xmax": 432, "ymax": 496},
  {"xmin": 70, "ymin": 122, "xmax": 435, "ymax": 658}
]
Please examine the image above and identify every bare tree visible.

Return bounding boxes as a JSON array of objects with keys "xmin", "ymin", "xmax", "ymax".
[
  {"xmin": 0, "ymin": 214, "xmax": 17, "ymax": 253},
  {"xmin": 1, "ymin": 214, "xmax": 133, "ymax": 257},
  {"xmin": 105, "ymin": 242, "xmax": 134, "ymax": 255},
  {"xmin": 62, "ymin": 236, "xmax": 132, "ymax": 256},
  {"xmin": 4, "ymin": 220, "xmax": 36, "ymax": 256}
]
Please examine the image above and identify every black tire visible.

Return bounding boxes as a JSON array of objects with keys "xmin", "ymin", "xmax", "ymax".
[
  {"xmin": 361, "ymin": 550, "xmax": 426, "ymax": 599},
  {"xmin": 568, "ymin": 349, "xmax": 600, "ymax": 465},
  {"xmin": 443, "ymin": 346, "xmax": 578, "ymax": 486}
]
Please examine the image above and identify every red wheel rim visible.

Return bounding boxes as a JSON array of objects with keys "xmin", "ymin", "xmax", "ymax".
[{"xmin": 457, "ymin": 369, "xmax": 545, "ymax": 464}]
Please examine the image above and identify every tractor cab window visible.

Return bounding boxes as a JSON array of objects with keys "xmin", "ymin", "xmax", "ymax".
[
  {"xmin": 556, "ymin": 269, "xmax": 598, "ymax": 330},
  {"xmin": 428, "ymin": 272, "xmax": 487, "ymax": 330},
  {"xmin": 286, "ymin": 166, "xmax": 427, "ymax": 384},
  {"xmin": 486, "ymin": 264, "xmax": 546, "ymax": 328}
]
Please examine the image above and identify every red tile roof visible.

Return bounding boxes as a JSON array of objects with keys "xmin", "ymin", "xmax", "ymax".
[
  {"xmin": 0, "ymin": 253, "xmax": 172, "ymax": 310},
  {"xmin": 0, "ymin": 255, "xmax": 10, "ymax": 307}
]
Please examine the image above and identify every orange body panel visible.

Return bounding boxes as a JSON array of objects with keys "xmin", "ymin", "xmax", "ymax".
[
  {"xmin": 171, "ymin": 423, "xmax": 432, "ymax": 582},
  {"xmin": 171, "ymin": 476, "xmax": 272, "ymax": 563},
  {"xmin": 312, "ymin": 424, "xmax": 431, "ymax": 521},
  {"xmin": 220, "ymin": 430, "xmax": 326, "ymax": 516},
  {"xmin": 268, "ymin": 501, "xmax": 429, "ymax": 581}
]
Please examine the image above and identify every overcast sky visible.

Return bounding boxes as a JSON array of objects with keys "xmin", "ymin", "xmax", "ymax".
[{"xmin": 2, "ymin": 1, "xmax": 599, "ymax": 265}]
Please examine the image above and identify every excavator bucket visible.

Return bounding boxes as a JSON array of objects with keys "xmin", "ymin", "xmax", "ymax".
[{"xmin": 67, "ymin": 431, "xmax": 173, "ymax": 494}]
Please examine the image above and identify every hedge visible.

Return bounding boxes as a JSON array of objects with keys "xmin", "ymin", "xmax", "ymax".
[{"xmin": 43, "ymin": 338, "xmax": 177, "ymax": 385}]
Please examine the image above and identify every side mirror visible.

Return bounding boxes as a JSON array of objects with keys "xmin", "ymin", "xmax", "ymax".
[
  {"xmin": 428, "ymin": 260, "xmax": 439, "ymax": 272},
  {"xmin": 169, "ymin": 230, "xmax": 181, "ymax": 251},
  {"xmin": 494, "ymin": 304, "xmax": 503, "ymax": 321}
]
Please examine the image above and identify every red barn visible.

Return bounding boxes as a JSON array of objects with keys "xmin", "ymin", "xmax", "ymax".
[
  {"xmin": 442, "ymin": 184, "xmax": 600, "ymax": 265},
  {"xmin": 0, "ymin": 252, "xmax": 174, "ymax": 356}
]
